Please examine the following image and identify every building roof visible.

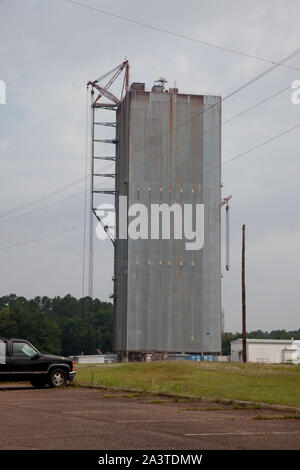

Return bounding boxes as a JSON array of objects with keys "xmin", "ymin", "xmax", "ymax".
[{"xmin": 231, "ymin": 338, "xmax": 300, "ymax": 345}]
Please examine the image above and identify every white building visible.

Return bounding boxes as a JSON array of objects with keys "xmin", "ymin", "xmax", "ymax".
[
  {"xmin": 73, "ymin": 355, "xmax": 117, "ymax": 364},
  {"xmin": 231, "ymin": 339, "xmax": 300, "ymax": 364}
]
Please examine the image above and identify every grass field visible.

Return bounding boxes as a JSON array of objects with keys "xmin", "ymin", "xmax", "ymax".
[{"xmin": 74, "ymin": 361, "xmax": 300, "ymax": 408}]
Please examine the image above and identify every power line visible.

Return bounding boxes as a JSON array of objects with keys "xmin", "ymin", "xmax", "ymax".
[
  {"xmin": 0, "ymin": 230, "xmax": 83, "ymax": 255},
  {"xmin": 1, "ymin": 81, "xmax": 291, "ymax": 227},
  {"xmin": 2, "ymin": 80, "xmax": 289, "ymax": 227},
  {"xmin": 0, "ymin": 166, "xmax": 114, "ymax": 224},
  {"xmin": 0, "ymin": 175, "xmax": 87, "ymax": 219},
  {"xmin": 2, "ymin": 117, "xmax": 296, "ymax": 252},
  {"xmin": 0, "ymin": 187, "xmax": 86, "ymax": 224},
  {"xmin": 0, "ymin": 81, "xmax": 290, "ymax": 227},
  {"xmin": 3, "ymin": 50, "xmax": 297, "ymax": 225},
  {"xmin": 0, "ymin": 228, "xmax": 220, "ymax": 294},
  {"xmin": 129, "ymin": 47, "xmax": 300, "ymax": 160},
  {"xmin": 222, "ymin": 84, "xmax": 291, "ymax": 126},
  {"xmin": 183, "ymin": 83, "xmax": 292, "ymax": 148},
  {"xmin": 0, "ymin": 223, "xmax": 85, "ymax": 251},
  {"xmin": 4, "ymin": 81, "xmax": 289, "ymax": 225},
  {"xmin": 223, "ymin": 121, "xmax": 300, "ymax": 167},
  {"xmin": 222, "ymin": 48, "xmax": 300, "ymax": 101},
  {"xmin": 62, "ymin": 0, "xmax": 300, "ymax": 72},
  {"xmin": 2, "ymin": 226, "xmax": 300, "ymax": 286},
  {"xmin": 2, "ymin": 8, "xmax": 299, "ymax": 293},
  {"xmin": 2, "ymin": 87, "xmax": 295, "ymax": 250}
]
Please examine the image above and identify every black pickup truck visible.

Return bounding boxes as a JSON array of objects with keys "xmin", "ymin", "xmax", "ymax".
[{"xmin": 0, "ymin": 337, "xmax": 75, "ymax": 388}]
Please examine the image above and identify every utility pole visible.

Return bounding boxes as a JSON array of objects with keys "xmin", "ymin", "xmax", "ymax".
[{"xmin": 242, "ymin": 224, "xmax": 247, "ymax": 362}]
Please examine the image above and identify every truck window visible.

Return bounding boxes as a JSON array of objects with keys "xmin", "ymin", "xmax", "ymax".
[{"xmin": 13, "ymin": 342, "xmax": 37, "ymax": 357}]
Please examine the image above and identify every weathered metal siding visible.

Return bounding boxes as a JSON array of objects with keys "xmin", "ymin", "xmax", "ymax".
[
  {"xmin": 114, "ymin": 89, "xmax": 221, "ymax": 353},
  {"xmin": 202, "ymin": 95, "xmax": 222, "ymax": 353},
  {"xmin": 114, "ymin": 93, "xmax": 130, "ymax": 352}
]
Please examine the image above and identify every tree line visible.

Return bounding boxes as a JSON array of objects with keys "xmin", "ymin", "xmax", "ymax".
[
  {"xmin": 0, "ymin": 294, "xmax": 113, "ymax": 356},
  {"xmin": 0, "ymin": 294, "xmax": 298, "ymax": 356}
]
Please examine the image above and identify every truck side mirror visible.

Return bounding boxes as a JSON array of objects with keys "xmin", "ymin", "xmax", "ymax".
[{"xmin": 31, "ymin": 353, "xmax": 41, "ymax": 360}]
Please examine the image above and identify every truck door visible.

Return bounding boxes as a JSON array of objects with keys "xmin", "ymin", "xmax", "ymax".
[{"xmin": 10, "ymin": 341, "xmax": 48, "ymax": 378}]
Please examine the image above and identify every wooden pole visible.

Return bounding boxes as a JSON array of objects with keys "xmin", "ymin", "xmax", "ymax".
[{"xmin": 242, "ymin": 224, "xmax": 247, "ymax": 362}]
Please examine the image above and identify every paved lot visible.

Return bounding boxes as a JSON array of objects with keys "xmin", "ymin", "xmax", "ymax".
[{"xmin": 0, "ymin": 385, "xmax": 299, "ymax": 450}]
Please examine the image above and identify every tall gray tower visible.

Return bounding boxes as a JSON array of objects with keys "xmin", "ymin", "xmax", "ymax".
[{"xmin": 114, "ymin": 81, "xmax": 222, "ymax": 359}]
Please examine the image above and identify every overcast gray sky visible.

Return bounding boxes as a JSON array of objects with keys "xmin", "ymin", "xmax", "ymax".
[{"xmin": 0, "ymin": 0, "xmax": 300, "ymax": 332}]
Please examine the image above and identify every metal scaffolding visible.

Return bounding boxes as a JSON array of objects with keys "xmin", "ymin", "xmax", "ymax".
[{"xmin": 86, "ymin": 60, "xmax": 129, "ymax": 298}]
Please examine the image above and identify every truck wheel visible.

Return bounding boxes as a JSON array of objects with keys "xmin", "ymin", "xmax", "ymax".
[
  {"xmin": 49, "ymin": 368, "xmax": 67, "ymax": 388},
  {"xmin": 30, "ymin": 379, "xmax": 47, "ymax": 389}
]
